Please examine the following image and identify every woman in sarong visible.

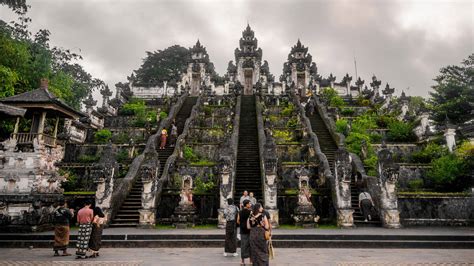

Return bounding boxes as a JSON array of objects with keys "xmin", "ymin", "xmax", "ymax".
[
  {"xmin": 159, "ymin": 128, "xmax": 168, "ymax": 149},
  {"xmin": 52, "ymin": 200, "xmax": 74, "ymax": 256},
  {"xmin": 88, "ymin": 207, "xmax": 106, "ymax": 258},
  {"xmin": 223, "ymin": 198, "xmax": 239, "ymax": 257},
  {"xmin": 75, "ymin": 201, "xmax": 94, "ymax": 259},
  {"xmin": 247, "ymin": 203, "xmax": 270, "ymax": 266}
]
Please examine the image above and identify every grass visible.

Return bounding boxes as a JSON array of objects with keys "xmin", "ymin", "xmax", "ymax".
[
  {"xmin": 63, "ymin": 191, "xmax": 96, "ymax": 195},
  {"xmin": 189, "ymin": 160, "xmax": 217, "ymax": 167},
  {"xmin": 154, "ymin": 224, "xmax": 217, "ymax": 230},
  {"xmin": 279, "ymin": 223, "xmax": 338, "ymax": 230},
  {"xmin": 398, "ymin": 191, "xmax": 471, "ymax": 197}
]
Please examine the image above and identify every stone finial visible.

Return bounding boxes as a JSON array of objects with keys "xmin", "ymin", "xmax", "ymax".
[{"xmin": 370, "ymin": 75, "xmax": 381, "ymax": 90}]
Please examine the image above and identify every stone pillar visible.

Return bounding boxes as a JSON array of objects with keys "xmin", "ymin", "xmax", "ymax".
[
  {"xmin": 217, "ymin": 156, "xmax": 233, "ymax": 228},
  {"xmin": 263, "ymin": 131, "xmax": 279, "ymax": 228},
  {"xmin": 138, "ymin": 150, "xmax": 160, "ymax": 228},
  {"xmin": 377, "ymin": 146, "xmax": 401, "ymax": 228},
  {"xmin": 92, "ymin": 144, "xmax": 118, "ymax": 221},
  {"xmin": 444, "ymin": 128, "xmax": 456, "ymax": 153},
  {"xmin": 333, "ymin": 149, "xmax": 354, "ymax": 228}
]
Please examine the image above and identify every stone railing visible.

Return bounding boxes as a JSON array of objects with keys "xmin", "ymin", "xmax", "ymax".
[
  {"xmin": 153, "ymin": 95, "xmax": 202, "ymax": 208},
  {"xmin": 217, "ymin": 95, "xmax": 240, "ymax": 228},
  {"xmin": 105, "ymin": 93, "xmax": 188, "ymax": 226}
]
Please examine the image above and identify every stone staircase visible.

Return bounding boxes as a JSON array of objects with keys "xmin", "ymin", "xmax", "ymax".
[
  {"xmin": 307, "ymin": 108, "xmax": 338, "ymax": 173},
  {"xmin": 234, "ymin": 95, "xmax": 262, "ymax": 202},
  {"xmin": 109, "ymin": 96, "xmax": 197, "ymax": 227},
  {"xmin": 109, "ymin": 179, "xmax": 143, "ymax": 227},
  {"xmin": 350, "ymin": 176, "xmax": 381, "ymax": 227}
]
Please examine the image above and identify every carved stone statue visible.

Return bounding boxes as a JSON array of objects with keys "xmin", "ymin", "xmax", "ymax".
[
  {"xmin": 293, "ymin": 167, "xmax": 318, "ymax": 227},
  {"xmin": 377, "ymin": 146, "xmax": 401, "ymax": 228},
  {"xmin": 333, "ymin": 148, "xmax": 354, "ymax": 227}
]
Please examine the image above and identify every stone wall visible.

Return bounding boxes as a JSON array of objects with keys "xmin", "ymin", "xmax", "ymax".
[{"xmin": 398, "ymin": 194, "xmax": 474, "ymax": 226}]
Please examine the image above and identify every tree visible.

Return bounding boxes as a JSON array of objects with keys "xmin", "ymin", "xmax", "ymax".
[
  {"xmin": 429, "ymin": 54, "xmax": 474, "ymax": 126},
  {"xmin": 132, "ymin": 45, "xmax": 190, "ymax": 87}
]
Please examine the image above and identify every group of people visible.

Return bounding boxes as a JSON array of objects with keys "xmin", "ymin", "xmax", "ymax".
[
  {"xmin": 223, "ymin": 191, "xmax": 272, "ymax": 266},
  {"xmin": 159, "ymin": 122, "xmax": 178, "ymax": 149},
  {"xmin": 52, "ymin": 200, "xmax": 106, "ymax": 259}
]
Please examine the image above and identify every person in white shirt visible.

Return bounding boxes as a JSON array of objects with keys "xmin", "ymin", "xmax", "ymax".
[{"xmin": 358, "ymin": 191, "xmax": 375, "ymax": 222}]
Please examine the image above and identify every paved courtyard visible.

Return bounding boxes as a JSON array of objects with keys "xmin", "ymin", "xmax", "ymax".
[{"xmin": 0, "ymin": 248, "xmax": 473, "ymax": 265}]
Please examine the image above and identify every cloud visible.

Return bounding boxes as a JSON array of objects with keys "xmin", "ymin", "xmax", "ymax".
[{"xmin": 0, "ymin": 0, "xmax": 472, "ymax": 98}]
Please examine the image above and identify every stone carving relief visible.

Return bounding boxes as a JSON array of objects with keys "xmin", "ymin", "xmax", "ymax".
[
  {"xmin": 377, "ymin": 146, "xmax": 401, "ymax": 228},
  {"xmin": 333, "ymin": 148, "xmax": 354, "ymax": 227}
]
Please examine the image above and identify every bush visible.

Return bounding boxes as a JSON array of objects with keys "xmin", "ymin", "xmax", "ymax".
[
  {"xmin": 386, "ymin": 120, "xmax": 416, "ymax": 142},
  {"xmin": 411, "ymin": 143, "xmax": 447, "ymax": 163},
  {"xmin": 121, "ymin": 99, "xmax": 146, "ymax": 116},
  {"xmin": 364, "ymin": 155, "xmax": 378, "ymax": 176},
  {"xmin": 376, "ymin": 115, "xmax": 395, "ymax": 128},
  {"xmin": 340, "ymin": 107, "xmax": 355, "ymax": 116},
  {"xmin": 281, "ymin": 103, "xmax": 295, "ymax": 116},
  {"xmin": 335, "ymin": 119, "xmax": 349, "ymax": 135},
  {"xmin": 427, "ymin": 154, "xmax": 467, "ymax": 191},
  {"xmin": 159, "ymin": 111, "xmax": 168, "ymax": 120},
  {"xmin": 183, "ymin": 145, "xmax": 198, "ymax": 162},
  {"xmin": 407, "ymin": 178, "xmax": 424, "ymax": 191},
  {"xmin": 78, "ymin": 154, "xmax": 100, "ymax": 163},
  {"xmin": 345, "ymin": 132, "xmax": 371, "ymax": 155},
  {"xmin": 193, "ymin": 175, "xmax": 216, "ymax": 194},
  {"xmin": 273, "ymin": 129, "xmax": 294, "ymax": 143},
  {"xmin": 369, "ymin": 132, "xmax": 382, "ymax": 143},
  {"xmin": 116, "ymin": 149, "xmax": 129, "ymax": 163},
  {"xmin": 351, "ymin": 114, "xmax": 377, "ymax": 134},
  {"xmin": 320, "ymin": 87, "xmax": 345, "ymax": 108},
  {"xmin": 94, "ymin": 129, "xmax": 112, "ymax": 144},
  {"xmin": 286, "ymin": 117, "xmax": 298, "ymax": 128}
]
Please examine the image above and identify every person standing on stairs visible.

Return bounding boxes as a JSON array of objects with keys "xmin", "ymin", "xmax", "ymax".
[
  {"xmin": 169, "ymin": 123, "xmax": 178, "ymax": 147},
  {"xmin": 159, "ymin": 128, "xmax": 168, "ymax": 149},
  {"xmin": 359, "ymin": 191, "xmax": 375, "ymax": 222},
  {"xmin": 249, "ymin": 192, "xmax": 257, "ymax": 206},
  {"xmin": 223, "ymin": 198, "xmax": 239, "ymax": 257}
]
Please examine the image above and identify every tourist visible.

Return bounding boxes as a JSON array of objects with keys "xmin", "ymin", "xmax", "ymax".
[
  {"xmin": 159, "ymin": 128, "xmax": 168, "ymax": 149},
  {"xmin": 239, "ymin": 191, "xmax": 249, "ymax": 208},
  {"xmin": 52, "ymin": 199, "xmax": 74, "ymax": 257},
  {"xmin": 249, "ymin": 192, "xmax": 257, "ymax": 206},
  {"xmin": 223, "ymin": 198, "xmax": 239, "ymax": 257},
  {"xmin": 258, "ymin": 199, "xmax": 272, "ymax": 236},
  {"xmin": 237, "ymin": 199, "xmax": 252, "ymax": 265},
  {"xmin": 87, "ymin": 207, "xmax": 107, "ymax": 258},
  {"xmin": 169, "ymin": 123, "xmax": 178, "ymax": 147},
  {"xmin": 247, "ymin": 203, "xmax": 270, "ymax": 266},
  {"xmin": 75, "ymin": 200, "xmax": 94, "ymax": 259},
  {"xmin": 359, "ymin": 191, "xmax": 375, "ymax": 222}
]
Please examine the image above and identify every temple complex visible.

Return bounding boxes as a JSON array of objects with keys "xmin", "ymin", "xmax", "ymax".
[{"xmin": 0, "ymin": 25, "xmax": 472, "ymax": 232}]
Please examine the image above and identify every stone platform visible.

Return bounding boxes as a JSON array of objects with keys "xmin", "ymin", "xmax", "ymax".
[{"xmin": 0, "ymin": 227, "xmax": 472, "ymax": 249}]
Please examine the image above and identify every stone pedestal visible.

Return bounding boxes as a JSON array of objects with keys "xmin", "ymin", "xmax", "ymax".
[
  {"xmin": 337, "ymin": 209, "xmax": 354, "ymax": 228},
  {"xmin": 217, "ymin": 208, "xmax": 226, "ymax": 229},
  {"xmin": 267, "ymin": 209, "xmax": 279, "ymax": 228},
  {"xmin": 382, "ymin": 209, "xmax": 401, "ymax": 229},
  {"xmin": 293, "ymin": 205, "xmax": 318, "ymax": 227},
  {"xmin": 138, "ymin": 209, "xmax": 156, "ymax": 229},
  {"xmin": 173, "ymin": 204, "xmax": 196, "ymax": 228}
]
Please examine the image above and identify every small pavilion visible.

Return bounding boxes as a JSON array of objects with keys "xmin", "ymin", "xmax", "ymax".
[{"xmin": 0, "ymin": 79, "xmax": 84, "ymax": 147}]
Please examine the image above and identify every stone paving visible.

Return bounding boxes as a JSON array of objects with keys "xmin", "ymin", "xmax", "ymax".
[{"xmin": 0, "ymin": 248, "xmax": 473, "ymax": 265}]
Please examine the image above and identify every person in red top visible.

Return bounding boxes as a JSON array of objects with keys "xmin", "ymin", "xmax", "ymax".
[{"xmin": 75, "ymin": 200, "xmax": 94, "ymax": 259}]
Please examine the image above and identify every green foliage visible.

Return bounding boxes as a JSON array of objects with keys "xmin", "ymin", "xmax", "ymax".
[
  {"xmin": 203, "ymin": 106, "xmax": 213, "ymax": 116},
  {"xmin": 113, "ymin": 132, "xmax": 131, "ymax": 144},
  {"xmin": 94, "ymin": 129, "xmax": 112, "ymax": 144},
  {"xmin": 60, "ymin": 170, "xmax": 78, "ymax": 192},
  {"xmin": 190, "ymin": 160, "xmax": 216, "ymax": 167},
  {"xmin": 386, "ymin": 120, "xmax": 416, "ymax": 142},
  {"xmin": 286, "ymin": 117, "xmax": 298, "ymax": 128},
  {"xmin": 363, "ymin": 155, "xmax": 378, "ymax": 176},
  {"xmin": 351, "ymin": 114, "xmax": 377, "ymax": 133},
  {"xmin": 427, "ymin": 154, "xmax": 466, "ymax": 191},
  {"xmin": 345, "ymin": 132, "xmax": 371, "ymax": 155},
  {"xmin": 183, "ymin": 145, "xmax": 198, "ymax": 162},
  {"xmin": 208, "ymin": 128, "xmax": 224, "ymax": 138},
  {"xmin": 267, "ymin": 115, "xmax": 279, "ymax": 124},
  {"xmin": 116, "ymin": 149, "xmax": 129, "ymax": 163},
  {"xmin": 407, "ymin": 178, "xmax": 424, "ymax": 191},
  {"xmin": 281, "ymin": 103, "xmax": 295, "ymax": 116},
  {"xmin": 376, "ymin": 115, "xmax": 395, "ymax": 128},
  {"xmin": 335, "ymin": 119, "xmax": 349, "ymax": 135},
  {"xmin": 340, "ymin": 107, "xmax": 355, "ymax": 116},
  {"xmin": 429, "ymin": 54, "xmax": 474, "ymax": 126},
  {"xmin": 159, "ymin": 111, "xmax": 168, "ymax": 120},
  {"xmin": 273, "ymin": 129, "xmax": 294, "ymax": 143},
  {"xmin": 0, "ymin": 17, "xmax": 102, "ymax": 109},
  {"xmin": 132, "ymin": 45, "xmax": 191, "ymax": 87},
  {"xmin": 411, "ymin": 143, "xmax": 447, "ymax": 163},
  {"xmin": 193, "ymin": 175, "xmax": 216, "ymax": 194},
  {"xmin": 356, "ymin": 96, "xmax": 371, "ymax": 107},
  {"xmin": 320, "ymin": 87, "xmax": 345, "ymax": 108},
  {"xmin": 121, "ymin": 99, "xmax": 146, "ymax": 115},
  {"xmin": 369, "ymin": 132, "xmax": 382, "ymax": 143}
]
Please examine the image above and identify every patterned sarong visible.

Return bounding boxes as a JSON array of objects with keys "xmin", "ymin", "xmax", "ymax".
[
  {"xmin": 76, "ymin": 223, "xmax": 93, "ymax": 257},
  {"xmin": 53, "ymin": 225, "xmax": 70, "ymax": 251},
  {"xmin": 224, "ymin": 220, "xmax": 237, "ymax": 253}
]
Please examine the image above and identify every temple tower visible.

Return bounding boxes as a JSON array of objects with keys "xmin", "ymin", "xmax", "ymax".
[
  {"xmin": 182, "ymin": 40, "xmax": 213, "ymax": 96},
  {"xmin": 234, "ymin": 24, "xmax": 262, "ymax": 95},
  {"xmin": 282, "ymin": 39, "xmax": 318, "ymax": 96}
]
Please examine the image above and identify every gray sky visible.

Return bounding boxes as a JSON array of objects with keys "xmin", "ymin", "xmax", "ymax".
[{"xmin": 1, "ymin": 0, "xmax": 473, "ymax": 98}]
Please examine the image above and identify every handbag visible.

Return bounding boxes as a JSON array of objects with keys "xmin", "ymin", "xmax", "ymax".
[
  {"xmin": 264, "ymin": 229, "xmax": 271, "ymax": 241},
  {"xmin": 268, "ymin": 238, "xmax": 275, "ymax": 259}
]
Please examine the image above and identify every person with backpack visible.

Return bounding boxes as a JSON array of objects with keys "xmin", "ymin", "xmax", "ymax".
[{"xmin": 52, "ymin": 199, "xmax": 74, "ymax": 256}]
